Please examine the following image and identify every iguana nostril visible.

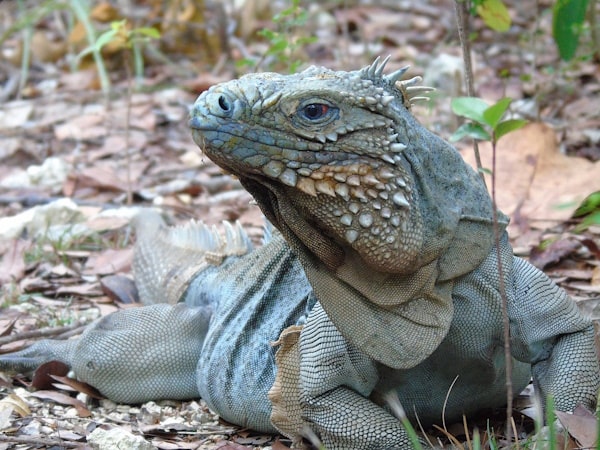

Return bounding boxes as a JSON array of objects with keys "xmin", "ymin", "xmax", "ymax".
[{"xmin": 218, "ymin": 95, "xmax": 231, "ymax": 111}]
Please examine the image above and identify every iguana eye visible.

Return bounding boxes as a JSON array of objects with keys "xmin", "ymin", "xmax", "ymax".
[
  {"xmin": 302, "ymin": 103, "xmax": 329, "ymax": 120},
  {"xmin": 296, "ymin": 102, "xmax": 338, "ymax": 126}
]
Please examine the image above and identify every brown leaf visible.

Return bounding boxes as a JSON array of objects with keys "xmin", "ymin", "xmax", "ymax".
[
  {"xmin": 90, "ymin": 1, "xmax": 120, "ymax": 22},
  {"xmin": 100, "ymin": 274, "xmax": 139, "ymax": 304},
  {"xmin": 235, "ymin": 435, "xmax": 271, "ymax": 445},
  {"xmin": 0, "ymin": 393, "xmax": 31, "ymax": 418},
  {"xmin": 71, "ymin": 165, "xmax": 128, "ymax": 192},
  {"xmin": 30, "ymin": 390, "xmax": 91, "ymax": 417},
  {"xmin": 55, "ymin": 283, "xmax": 103, "ymax": 297},
  {"xmin": 581, "ymin": 238, "xmax": 600, "ymax": 259},
  {"xmin": 141, "ymin": 422, "xmax": 196, "ymax": 438},
  {"xmin": 84, "ymin": 248, "xmax": 133, "ymax": 276},
  {"xmin": 54, "ymin": 113, "xmax": 105, "ymax": 140},
  {"xmin": 556, "ymin": 406, "xmax": 598, "ymax": 449},
  {"xmin": 31, "ymin": 361, "xmax": 70, "ymax": 390},
  {"xmin": 592, "ymin": 266, "xmax": 600, "ymax": 286},
  {"xmin": 271, "ymin": 438, "xmax": 292, "ymax": 450},
  {"xmin": 461, "ymin": 123, "xmax": 600, "ymax": 234},
  {"xmin": 529, "ymin": 238, "xmax": 580, "ymax": 269},
  {"xmin": 0, "ymin": 239, "xmax": 31, "ymax": 285},
  {"xmin": 213, "ymin": 442, "xmax": 252, "ymax": 450},
  {"xmin": 50, "ymin": 375, "xmax": 104, "ymax": 400}
]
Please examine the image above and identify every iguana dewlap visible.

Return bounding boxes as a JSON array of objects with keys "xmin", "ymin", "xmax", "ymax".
[{"xmin": 1, "ymin": 58, "xmax": 599, "ymax": 449}]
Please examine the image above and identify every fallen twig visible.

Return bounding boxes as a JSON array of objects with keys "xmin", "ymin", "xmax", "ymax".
[
  {"xmin": 0, "ymin": 434, "xmax": 84, "ymax": 448},
  {"xmin": 0, "ymin": 322, "xmax": 88, "ymax": 348}
]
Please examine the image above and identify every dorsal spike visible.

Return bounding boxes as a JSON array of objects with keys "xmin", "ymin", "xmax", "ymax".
[
  {"xmin": 385, "ymin": 65, "xmax": 411, "ymax": 84},
  {"xmin": 222, "ymin": 220, "xmax": 253, "ymax": 255},
  {"xmin": 399, "ymin": 75, "xmax": 423, "ymax": 87},
  {"xmin": 365, "ymin": 56, "xmax": 381, "ymax": 77},
  {"xmin": 409, "ymin": 96, "xmax": 432, "ymax": 104},
  {"xmin": 374, "ymin": 55, "xmax": 392, "ymax": 78},
  {"xmin": 405, "ymin": 86, "xmax": 435, "ymax": 93}
]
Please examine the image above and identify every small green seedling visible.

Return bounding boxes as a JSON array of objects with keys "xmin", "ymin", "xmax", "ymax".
[{"xmin": 449, "ymin": 97, "xmax": 527, "ymax": 146}]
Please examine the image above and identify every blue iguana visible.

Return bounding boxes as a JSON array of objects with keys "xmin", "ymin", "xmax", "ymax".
[{"xmin": 1, "ymin": 58, "xmax": 598, "ymax": 449}]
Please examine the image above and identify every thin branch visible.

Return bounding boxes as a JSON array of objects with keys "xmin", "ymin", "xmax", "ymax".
[
  {"xmin": 0, "ymin": 435, "xmax": 83, "ymax": 448},
  {"xmin": 0, "ymin": 322, "xmax": 87, "ymax": 347},
  {"xmin": 454, "ymin": 0, "xmax": 513, "ymax": 442},
  {"xmin": 491, "ymin": 135, "xmax": 513, "ymax": 442},
  {"xmin": 453, "ymin": 0, "xmax": 485, "ymax": 184}
]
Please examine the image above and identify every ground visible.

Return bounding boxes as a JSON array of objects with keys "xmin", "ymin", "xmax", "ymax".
[{"xmin": 0, "ymin": 1, "xmax": 599, "ymax": 448}]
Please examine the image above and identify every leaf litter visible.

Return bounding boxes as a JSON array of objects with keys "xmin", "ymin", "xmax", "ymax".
[{"xmin": 0, "ymin": 0, "xmax": 599, "ymax": 449}]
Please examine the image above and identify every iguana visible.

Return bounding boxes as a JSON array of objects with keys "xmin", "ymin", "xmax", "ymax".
[{"xmin": 1, "ymin": 57, "xmax": 599, "ymax": 449}]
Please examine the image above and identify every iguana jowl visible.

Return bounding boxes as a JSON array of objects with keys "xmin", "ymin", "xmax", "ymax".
[{"xmin": 1, "ymin": 58, "xmax": 599, "ymax": 449}]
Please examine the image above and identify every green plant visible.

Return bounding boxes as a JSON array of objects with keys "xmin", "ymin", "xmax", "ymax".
[
  {"xmin": 450, "ymin": 96, "xmax": 527, "ymax": 443},
  {"xmin": 76, "ymin": 19, "xmax": 160, "ymax": 89},
  {"xmin": 1, "ymin": 0, "xmax": 160, "ymax": 98},
  {"xmin": 238, "ymin": 0, "xmax": 317, "ymax": 73},
  {"xmin": 471, "ymin": 0, "xmax": 598, "ymax": 61},
  {"xmin": 472, "ymin": 0, "xmax": 512, "ymax": 32},
  {"xmin": 573, "ymin": 191, "xmax": 600, "ymax": 231},
  {"xmin": 552, "ymin": 0, "xmax": 591, "ymax": 61},
  {"xmin": 450, "ymin": 97, "xmax": 527, "ymax": 147}
]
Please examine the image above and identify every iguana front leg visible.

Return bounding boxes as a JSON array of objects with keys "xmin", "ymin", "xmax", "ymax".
[
  {"xmin": 272, "ymin": 302, "xmax": 417, "ymax": 449},
  {"xmin": 0, "ymin": 304, "xmax": 210, "ymax": 403},
  {"xmin": 510, "ymin": 257, "xmax": 600, "ymax": 411}
]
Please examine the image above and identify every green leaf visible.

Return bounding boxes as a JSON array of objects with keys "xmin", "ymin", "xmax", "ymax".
[
  {"xmin": 581, "ymin": 211, "xmax": 600, "ymax": 227},
  {"xmin": 573, "ymin": 191, "xmax": 600, "ymax": 217},
  {"xmin": 476, "ymin": 0, "xmax": 512, "ymax": 32},
  {"xmin": 95, "ymin": 27, "xmax": 120, "ymax": 52},
  {"xmin": 258, "ymin": 28, "xmax": 276, "ymax": 40},
  {"xmin": 134, "ymin": 27, "xmax": 161, "ymax": 39},
  {"xmin": 450, "ymin": 123, "xmax": 491, "ymax": 142},
  {"xmin": 451, "ymin": 97, "xmax": 489, "ymax": 124},
  {"xmin": 483, "ymin": 97, "xmax": 512, "ymax": 129},
  {"xmin": 553, "ymin": 0, "xmax": 589, "ymax": 61},
  {"xmin": 266, "ymin": 39, "xmax": 288, "ymax": 55},
  {"xmin": 494, "ymin": 119, "xmax": 527, "ymax": 141}
]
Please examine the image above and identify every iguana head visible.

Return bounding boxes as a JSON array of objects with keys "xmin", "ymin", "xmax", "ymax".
[{"xmin": 190, "ymin": 57, "xmax": 504, "ymax": 368}]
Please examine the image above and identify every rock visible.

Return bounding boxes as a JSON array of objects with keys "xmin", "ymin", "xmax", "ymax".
[
  {"xmin": 87, "ymin": 427, "xmax": 157, "ymax": 450},
  {"xmin": 423, "ymin": 53, "xmax": 464, "ymax": 95}
]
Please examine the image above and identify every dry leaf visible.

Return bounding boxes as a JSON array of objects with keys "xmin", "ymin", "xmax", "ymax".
[
  {"xmin": 55, "ymin": 283, "xmax": 103, "ymax": 297},
  {"xmin": 100, "ymin": 274, "xmax": 139, "ymax": 304},
  {"xmin": 592, "ymin": 266, "xmax": 600, "ymax": 286},
  {"xmin": 529, "ymin": 238, "xmax": 580, "ymax": 269},
  {"xmin": 271, "ymin": 438, "xmax": 292, "ymax": 450},
  {"xmin": 0, "ymin": 238, "xmax": 30, "ymax": 285},
  {"xmin": 461, "ymin": 123, "xmax": 600, "ymax": 233},
  {"xmin": 54, "ymin": 113, "xmax": 105, "ymax": 140},
  {"xmin": 84, "ymin": 248, "xmax": 133, "ymax": 275},
  {"xmin": 213, "ymin": 442, "xmax": 252, "ymax": 450},
  {"xmin": 0, "ymin": 393, "xmax": 31, "ymax": 418},
  {"xmin": 90, "ymin": 1, "xmax": 120, "ymax": 22},
  {"xmin": 50, "ymin": 375, "xmax": 104, "ymax": 400},
  {"xmin": 556, "ymin": 406, "xmax": 598, "ymax": 449},
  {"xmin": 31, "ymin": 360, "xmax": 70, "ymax": 390},
  {"xmin": 30, "ymin": 390, "xmax": 91, "ymax": 417},
  {"xmin": 0, "ymin": 317, "xmax": 17, "ymax": 338}
]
